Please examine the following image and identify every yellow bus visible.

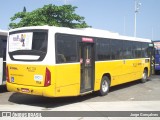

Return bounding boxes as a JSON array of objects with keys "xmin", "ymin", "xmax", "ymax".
[{"xmin": 6, "ymin": 26, "xmax": 152, "ymax": 97}]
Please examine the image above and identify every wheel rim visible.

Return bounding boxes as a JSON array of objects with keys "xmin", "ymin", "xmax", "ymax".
[{"xmin": 102, "ymin": 80, "xmax": 108, "ymax": 92}]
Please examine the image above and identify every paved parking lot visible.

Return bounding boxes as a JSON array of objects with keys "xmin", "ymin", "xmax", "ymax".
[
  {"xmin": 0, "ymin": 75, "xmax": 160, "ymax": 119},
  {"xmin": 0, "ymin": 75, "xmax": 160, "ymax": 104}
]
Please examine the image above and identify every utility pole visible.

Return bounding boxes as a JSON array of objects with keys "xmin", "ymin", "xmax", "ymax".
[{"xmin": 134, "ymin": 0, "xmax": 141, "ymax": 38}]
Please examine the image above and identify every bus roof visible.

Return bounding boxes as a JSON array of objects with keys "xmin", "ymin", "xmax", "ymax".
[
  {"xmin": 0, "ymin": 30, "xmax": 8, "ymax": 36},
  {"xmin": 9, "ymin": 26, "xmax": 151, "ymax": 43}
]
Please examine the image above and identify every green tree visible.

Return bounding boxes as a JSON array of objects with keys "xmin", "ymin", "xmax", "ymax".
[{"xmin": 9, "ymin": 4, "xmax": 90, "ymax": 29}]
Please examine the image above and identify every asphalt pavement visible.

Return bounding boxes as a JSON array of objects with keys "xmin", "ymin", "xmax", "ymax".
[{"xmin": 0, "ymin": 75, "xmax": 160, "ymax": 120}]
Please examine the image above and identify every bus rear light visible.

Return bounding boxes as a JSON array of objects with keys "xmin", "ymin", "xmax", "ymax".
[
  {"xmin": 44, "ymin": 67, "xmax": 51, "ymax": 87},
  {"xmin": 6, "ymin": 66, "xmax": 10, "ymax": 83}
]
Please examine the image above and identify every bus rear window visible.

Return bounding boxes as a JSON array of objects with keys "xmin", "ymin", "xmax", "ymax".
[
  {"xmin": 8, "ymin": 30, "xmax": 48, "ymax": 61},
  {"xmin": 32, "ymin": 32, "xmax": 48, "ymax": 52}
]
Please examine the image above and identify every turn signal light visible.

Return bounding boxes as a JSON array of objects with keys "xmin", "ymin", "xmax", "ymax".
[{"xmin": 44, "ymin": 67, "xmax": 51, "ymax": 87}]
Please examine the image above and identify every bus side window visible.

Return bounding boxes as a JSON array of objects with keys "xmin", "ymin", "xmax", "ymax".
[
  {"xmin": 57, "ymin": 54, "xmax": 66, "ymax": 63},
  {"xmin": 135, "ymin": 42, "xmax": 142, "ymax": 58},
  {"xmin": 142, "ymin": 43, "xmax": 149, "ymax": 58},
  {"xmin": 110, "ymin": 39, "xmax": 123, "ymax": 60},
  {"xmin": 56, "ymin": 34, "xmax": 78, "ymax": 64},
  {"xmin": 123, "ymin": 41, "xmax": 133, "ymax": 59}
]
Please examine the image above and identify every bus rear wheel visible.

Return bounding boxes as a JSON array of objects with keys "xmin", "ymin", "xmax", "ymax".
[
  {"xmin": 99, "ymin": 76, "xmax": 110, "ymax": 96},
  {"xmin": 141, "ymin": 69, "xmax": 148, "ymax": 83}
]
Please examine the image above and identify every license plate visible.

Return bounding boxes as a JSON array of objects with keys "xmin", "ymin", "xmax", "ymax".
[{"xmin": 21, "ymin": 88, "xmax": 30, "ymax": 93}]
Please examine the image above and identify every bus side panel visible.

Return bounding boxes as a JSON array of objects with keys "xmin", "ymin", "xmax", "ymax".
[
  {"xmin": 121, "ymin": 59, "xmax": 135, "ymax": 84},
  {"xmin": 55, "ymin": 64, "xmax": 80, "ymax": 97},
  {"xmin": 95, "ymin": 60, "xmax": 124, "ymax": 91},
  {"xmin": 94, "ymin": 59, "xmax": 150, "ymax": 91},
  {"xmin": 123, "ymin": 59, "xmax": 150, "ymax": 83},
  {"xmin": 129, "ymin": 59, "xmax": 143, "ymax": 81},
  {"xmin": 132, "ymin": 59, "xmax": 150, "ymax": 78}
]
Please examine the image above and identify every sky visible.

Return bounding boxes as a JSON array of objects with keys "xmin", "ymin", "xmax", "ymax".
[{"xmin": 0, "ymin": 0, "xmax": 160, "ymax": 40}]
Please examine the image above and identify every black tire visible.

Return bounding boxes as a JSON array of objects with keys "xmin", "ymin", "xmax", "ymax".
[
  {"xmin": 99, "ymin": 76, "xmax": 110, "ymax": 96},
  {"xmin": 141, "ymin": 69, "xmax": 148, "ymax": 83}
]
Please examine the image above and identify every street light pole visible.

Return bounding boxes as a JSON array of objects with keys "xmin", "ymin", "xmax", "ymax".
[
  {"xmin": 134, "ymin": 0, "xmax": 141, "ymax": 38},
  {"xmin": 134, "ymin": 0, "xmax": 137, "ymax": 38}
]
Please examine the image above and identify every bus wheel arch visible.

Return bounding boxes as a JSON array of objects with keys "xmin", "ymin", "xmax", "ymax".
[
  {"xmin": 141, "ymin": 67, "xmax": 148, "ymax": 83},
  {"xmin": 99, "ymin": 73, "xmax": 111, "ymax": 96}
]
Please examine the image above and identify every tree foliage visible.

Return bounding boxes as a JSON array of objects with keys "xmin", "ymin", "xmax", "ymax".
[{"xmin": 9, "ymin": 4, "xmax": 90, "ymax": 29}]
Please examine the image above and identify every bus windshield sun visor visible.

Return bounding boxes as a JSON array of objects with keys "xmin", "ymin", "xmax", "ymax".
[{"xmin": 8, "ymin": 50, "xmax": 46, "ymax": 61}]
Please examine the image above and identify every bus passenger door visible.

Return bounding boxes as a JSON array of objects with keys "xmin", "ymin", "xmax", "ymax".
[{"xmin": 79, "ymin": 42, "xmax": 95, "ymax": 93}]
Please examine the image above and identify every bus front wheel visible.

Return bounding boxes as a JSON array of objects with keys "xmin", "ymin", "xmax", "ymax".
[
  {"xmin": 141, "ymin": 69, "xmax": 148, "ymax": 83},
  {"xmin": 99, "ymin": 76, "xmax": 110, "ymax": 96}
]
